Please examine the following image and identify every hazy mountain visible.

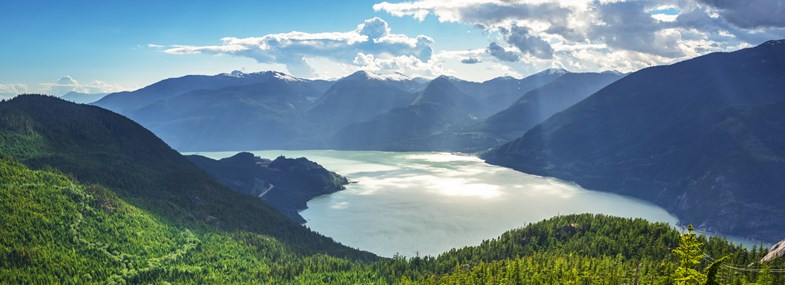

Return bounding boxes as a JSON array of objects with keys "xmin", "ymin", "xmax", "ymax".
[
  {"xmin": 0, "ymin": 94, "xmax": 369, "ymax": 257},
  {"xmin": 480, "ymin": 71, "xmax": 624, "ymax": 140},
  {"xmin": 305, "ymin": 70, "xmax": 422, "ymax": 131},
  {"xmin": 445, "ymin": 68, "xmax": 568, "ymax": 118},
  {"xmin": 59, "ymin": 91, "xmax": 108, "ymax": 104},
  {"xmin": 129, "ymin": 76, "xmax": 326, "ymax": 151},
  {"xmin": 187, "ymin": 152, "xmax": 349, "ymax": 223},
  {"xmin": 94, "ymin": 70, "xmax": 332, "ymax": 114},
  {"xmin": 484, "ymin": 40, "xmax": 785, "ymax": 242},
  {"xmin": 330, "ymin": 77, "xmax": 478, "ymax": 150}
]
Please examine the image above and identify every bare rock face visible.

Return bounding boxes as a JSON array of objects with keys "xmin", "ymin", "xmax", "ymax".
[{"xmin": 761, "ymin": 238, "xmax": 785, "ymax": 263}]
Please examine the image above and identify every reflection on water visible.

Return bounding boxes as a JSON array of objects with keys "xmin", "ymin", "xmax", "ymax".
[{"xmin": 190, "ymin": 150, "xmax": 760, "ymax": 257}]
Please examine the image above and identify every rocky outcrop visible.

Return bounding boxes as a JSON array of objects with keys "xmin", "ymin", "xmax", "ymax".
[{"xmin": 761, "ymin": 238, "xmax": 785, "ymax": 263}]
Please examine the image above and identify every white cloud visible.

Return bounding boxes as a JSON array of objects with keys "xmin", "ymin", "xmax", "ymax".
[
  {"xmin": 375, "ymin": 0, "xmax": 785, "ymax": 74},
  {"xmin": 44, "ymin": 76, "xmax": 123, "ymax": 96},
  {"xmin": 1, "ymin": 76, "xmax": 123, "ymax": 98},
  {"xmin": 0, "ymin": 83, "xmax": 28, "ymax": 94},
  {"xmin": 486, "ymin": 42, "xmax": 520, "ymax": 62},
  {"xmin": 160, "ymin": 17, "xmax": 436, "ymax": 78}
]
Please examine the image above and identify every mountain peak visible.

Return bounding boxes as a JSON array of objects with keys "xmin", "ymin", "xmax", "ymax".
[
  {"xmin": 343, "ymin": 70, "xmax": 412, "ymax": 81},
  {"xmin": 761, "ymin": 39, "xmax": 785, "ymax": 47},
  {"xmin": 433, "ymin": 75, "xmax": 463, "ymax": 82},
  {"xmin": 219, "ymin": 70, "xmax": 303, "ymax": 81},
  {"xmin": 543, "ymin": 68, "xmax": 569, "ymax": 75},
  {"xmin": 602, "ymin": 70, "xmax": 625, "ymax": 76}
]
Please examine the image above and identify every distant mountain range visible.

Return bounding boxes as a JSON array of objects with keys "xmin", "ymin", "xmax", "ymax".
[
  {"xmin": 92, "ymin": 68, "xmax": 616, "ymax": 151},
  {"xmin": 479, "ymin": 71, "xmax": 625, "ymax": 141},
  {"xmin": 305, "ymin": 71, "xmax": 423, "ymax": 133},
  {"xmin": 59, "ymin": 91, "xmax": 108, "ymax": 104},
  {"xmin": 484, "ymin": 39, "xmax": 785, "ymax": 242}
]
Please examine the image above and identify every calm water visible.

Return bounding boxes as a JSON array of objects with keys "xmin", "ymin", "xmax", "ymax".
[{"xmin": 189, "ymin": 150, "xmax": 762, "ymax": 257}]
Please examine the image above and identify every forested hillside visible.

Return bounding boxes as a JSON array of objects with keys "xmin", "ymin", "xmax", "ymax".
[{"xmin": 0, "ymin": 95, "xmax": 370, "ymax": 258}]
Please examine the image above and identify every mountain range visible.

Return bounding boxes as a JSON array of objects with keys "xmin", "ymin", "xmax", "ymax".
[
  {"xmin": 59, "ymin": 91, "xmax": 108, "ymax": 104},
  {"xmin": 86, "ymin": 39, "xmax": 785, "ymax": 244},
  {"xmin": 484, "ymin": 39, "xmax": 785, "ymax": 242},
  {"xmin": 92, "ymin": 68, "xmax": 610, "ymax": 152}
]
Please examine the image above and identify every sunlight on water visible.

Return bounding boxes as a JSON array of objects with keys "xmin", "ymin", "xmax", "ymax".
[{"xmin": 185, "ymin": 151, "xmax": 785, "ymax": 257}]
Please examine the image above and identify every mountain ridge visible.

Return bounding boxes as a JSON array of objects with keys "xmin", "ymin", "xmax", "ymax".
[{"xmin": 484, "ymin": 39, "xmax": 785, "ymax": 242}]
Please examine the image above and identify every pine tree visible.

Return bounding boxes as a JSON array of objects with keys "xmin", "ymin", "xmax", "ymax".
[
  {"xmin": 756, "ymin": 265, "xmax": 774, "ymax": 285},
  {"xmin": 674, "ymin": 225, "xmax": 706, "ymax": 285}
]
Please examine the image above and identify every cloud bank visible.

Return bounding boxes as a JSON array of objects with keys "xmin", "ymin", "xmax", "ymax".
[
  {"xmin": 161, "ymin": 17, "xmax": 437, "ymax": 78},
  {"xmin": 374, "ymin": 0, "xmax": 785, "ymax": 73},
  {"xmin": 0, "ymin": 76, "xmax": 122, "ymax": 98}
]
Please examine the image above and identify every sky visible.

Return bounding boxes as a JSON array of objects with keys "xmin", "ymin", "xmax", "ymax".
[{"xmin": 1, "ymin": 0, "xmax": 783, "ymax": 96}]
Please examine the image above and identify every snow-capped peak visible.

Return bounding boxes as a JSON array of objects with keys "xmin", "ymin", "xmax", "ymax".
[
  {"xmin": 220, "ymin": 70, "xmax": 304, "ymax": 81},
  {"xmin": 544, "ymin": 68, "xmax": 568, "ymax": 75},
  {"xmin": 270, "ymin": 71, "xmax": 303, "ymax": 82},
  {"xmin": 344, "ymin": 70, "xmax": 412, "ymax": 81}
]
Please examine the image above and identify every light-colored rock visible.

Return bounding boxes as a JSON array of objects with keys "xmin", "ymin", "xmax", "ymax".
[{"xmin": 761, "ymin": 238, "xmax": 785, "ymax": 263}]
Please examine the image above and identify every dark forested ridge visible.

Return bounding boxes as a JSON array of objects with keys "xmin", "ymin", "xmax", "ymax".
[
  {"xmin": 186, "ymin": 152, "xmax": 349, "ymax": 223},
  {"xmin": 484, "ymin": 39, "xmax": 785, "ymax": 243}
]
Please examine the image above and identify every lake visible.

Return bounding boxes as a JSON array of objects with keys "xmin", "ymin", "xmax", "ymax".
[{"xmin": 192, "ymin": 150, "xmax": 692, "ymax": 257}]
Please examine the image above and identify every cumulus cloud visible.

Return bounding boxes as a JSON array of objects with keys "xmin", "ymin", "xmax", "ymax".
[
  {"xmin": 460, "ymin": 57, "xmax": 481, "ymax": 64},
  {"xmin": 160, "ymin": 17, "xmax": 436, "ymax": 78},
  {"xmin": 697, "ymin": 0, "xmax": 785, "ymax": 29},
  {"xmin": 375, "ymin": 0, "xmax": 785, "ymax": 73},
  {"xmin": 507, "ymin": 25, "xmax": 554, "ymax": 59},
  {"xmin": 0, "ymin": 83, "xmax": 28, "ymax": 94},
  {"xmin": 486, "ymin": 42, "xmax": 520, "ymax": 62},
  {"xmin": 45, "ymin": 76, "xmax": 122, "ymax": 96}
]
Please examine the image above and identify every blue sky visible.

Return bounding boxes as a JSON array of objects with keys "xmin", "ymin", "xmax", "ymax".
[{"xmin": 1, "ymin": 0, "xmax": 783, "ymax": 96}]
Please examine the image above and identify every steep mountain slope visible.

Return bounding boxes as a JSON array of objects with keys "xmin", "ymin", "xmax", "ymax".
[
  {"xmin": 129, "ymin": 77, "xmax": 324, "ymax": 151},
  {"xmin": 186, "ymin": 152, "xmax": 348, "ymax": 223},
  {"xmin": 0, "ymin": 157, "xmax": 386, "ymax": 284},
  {"xmin": 94, "ymin": 71, "xmax": 331, "ymax": 114},
  {"xmin": 305, "ymin": 71, "xmax": 421, "ymax": 132},
  {"xmin": 329, "ymin": 77, "xmax": 479, "ymax": 151},
  {"xmin": 0, "ymin": 95, "xmax": 371, "ymax": 258},
  {"xmin": 484, "ymin": 40, "xmax": 785, "ymax": 242},
  {"xmin": 59, "ymin": 91, "xmax": 107, "ymax": 104},
  {"xmin": 481, "ymin": 71, "xmax": 624, "ymax": 140},
  {"xmin": 444, "ymin": 68, "xmax": 567, "ymax": 119}
]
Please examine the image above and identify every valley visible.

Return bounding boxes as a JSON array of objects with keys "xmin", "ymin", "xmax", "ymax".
[
  {"xmin": 2, "ymin": 2, "xmax": 785, "ymax": 281},
  {"xmin": 193, "ymin": 150, "xmax": 680, "ymax": 257}
]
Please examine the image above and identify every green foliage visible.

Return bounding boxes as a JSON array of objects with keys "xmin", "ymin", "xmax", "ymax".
[
  {"xmin": 0, "ymin": 95, "xmax": 373, "ymax": 260},
  {"xmin": 704, "ymin": 256, "xmax": 730, "ymax": 285},
  {"xmin": 756, "ymin": 265, "xmax": 774, "ymax": 285},
  {"xmin": 0, "ymin": 158, "xmax": 384, "ymax": 284},
  {"xmin": 675, "ymin": 225, "xmax": 707, "ymax": 284}
]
